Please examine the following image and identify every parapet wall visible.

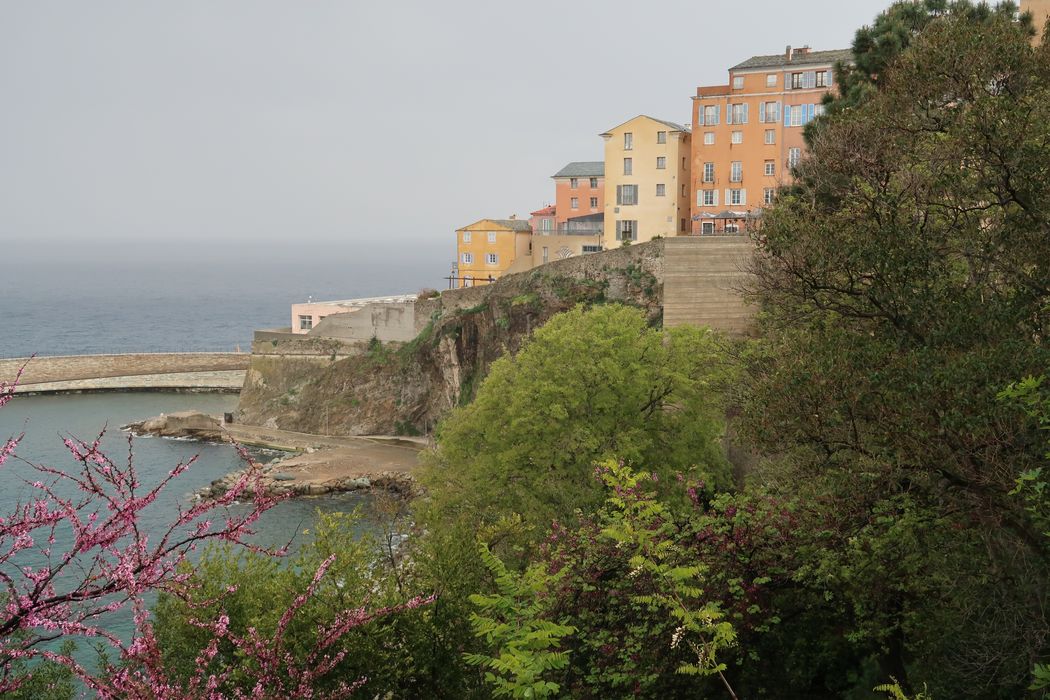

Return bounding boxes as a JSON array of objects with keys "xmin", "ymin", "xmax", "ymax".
[
  {"xmin": 251, "ymin": 330, "xmax": 372, "ymax": 357},
  {"xmin": 0, "ymin": 352, "xmax": 250, "ymax": 387},
  {"xmin": 309, "ymin": 302, "xmax": 417, "ymax": 343}
]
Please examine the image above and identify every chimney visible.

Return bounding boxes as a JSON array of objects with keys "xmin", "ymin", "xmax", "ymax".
[
  {"xmin": 796, "ymin": 45, "xmax": 811, "ymax": 57},
  {"xmin": 509, "ymin": 214, "xmax": 517, "ymax": 220},
  {"xmin": 786, "ymin": 45, "xmax": 793, "ymax": 61}
]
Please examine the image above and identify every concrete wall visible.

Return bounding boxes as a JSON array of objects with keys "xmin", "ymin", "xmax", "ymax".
[
  {"xmin": 309, "ymin": 302, "xmax": 416, "ymax": 343},
  {"xmin": 662, "ymin": 236, "xmax": 756, "ymax": 334},
  {"xmin": 0, "ymin": 353, "xmax": 250, "ymax": 387},
  {"xmin": 252, "ymin": 330, "xmax": 371, "ymax": 357}
]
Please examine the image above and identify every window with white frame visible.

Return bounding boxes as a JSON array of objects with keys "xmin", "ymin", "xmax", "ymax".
[
  {"xmin": 655, "ymin": 183, "xmax": 665, "ymax": 197},
  {"xmin": 461, "ymin": 252, "xmax": 473, "ymax": 264},
  {"xmin": 623, "ymin": 157, "xmax": 632, "ymax": 175},
  {"xmin": 589, "ymin": 177, "xmax": 598, "ymax": 188},
  {"xmin": 788, "ymin": 105, "xmax": 803, "ymax": 127},
  {"xmin": 731, "ymin": 131, "xmax": 743, "ymax": 144},
  {"xmin": 765, "ymin": 129, "xmax": 775, "ymax": 144},
  {"xmin": 766, "ymin": 73, "xmax": 777, "ymax": 87},
  {"xmin": 703, "ymin": 162, "xmax": 715, "ymax": 183},
  {"xmin": 570, "ymin": 177, "xmax": 578, "ymax": 188},
  {"xmin": 729, "ymin": 188, "xmax": 745, "ymax": 205},
  {"xmin": 703, "ymin": 189, "xmax": 717, "ymax": 206},
  {"xmin": 733, "ymin": 75, "xmax": 744, "ymax": 89},
  {"xmin": 462, "ymin": 231, "xmax": 471, "ymax": 243},
  {"xmin": 704, "ymin": 132, "xmax": 715, "ymax": 145},
  {"xmin": 487, "ymin": 232, "xmax": 497, "ymax": 243},
  {"xmin": 730, "ymin": 161, "xmax": 743, "ymax": 182},
  {"xmin": 656, "ymin": 131, "xmax": 667, "ymax": 144},
  {"xmin": 485, "ymin": 253, "xmax": 498, "ymax": 265},
  {"xmin": 764, "ymin": 160, "xmax": 775, "ymax": 176},
  {"xmin": 656, "ymin": 156, "xmax": 666, "ymax": 169},
  {"xmin": 616, "ymin": 220, "xmax": 636, "ymax": 241},
  {"xmin": 791, "ymin": 72, "xmax": 803, "ymax": 89},
  {"xmin": 541, "ymin": 218, "xmax": 551, "ymax": 231},
  {"xmin": 816, "ymin": 70, "xmax": 828, "ymax": 88},
  {"xmin": 299, "ymin": 315, "xmax": 313, "ymax": 331},
  {"xmin": 728, "ymin": 103, "xmax": 748, "ymax": 124},
  {"xmin": 764, "ymin": 187, "xmax": 775, "ymax": 204},
  {"xmin": 788, "ymin": 147, "xmax": 802, "ymax": 168},
  {"xmin": 570, "ymin": 197, "xmax": 579, "ymax": 209},
  {"xmin": 702, "ymin": 105, "xmax": 719, "ymax": 125},
  {"xmin": 624, "ymin": 132, "xmax": 633, "ymax": 150},
  {"xmin": 814, "ymin": 103, "xmax": 826, "ymax": 117},
  {"xmin": 760, "ymin": 101, "xmax": 779, "ymax": 122},
  {"xmin": 589, "ymin": 196, "xmax": 598, "ymax": 208}
]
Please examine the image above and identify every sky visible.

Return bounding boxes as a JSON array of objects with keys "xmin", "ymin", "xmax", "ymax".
[{"xmin": 0, "ymin": 0, "xmax": 893, "ymax": 272}]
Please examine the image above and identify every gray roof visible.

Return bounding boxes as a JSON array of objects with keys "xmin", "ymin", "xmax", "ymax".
[
  {"xmin": 731, "ymin": 48, "xmax": 852, "ymax": 71},
  {"xmin": 488, "ymin": 219, "xmax": 533, "ymax": 232},
  {"xmin": 552, "ymin": 161, "xmax": 604, "ymax": 178}
]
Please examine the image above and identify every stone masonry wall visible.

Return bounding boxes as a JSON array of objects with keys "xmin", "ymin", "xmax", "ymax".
[{"xmin": 0, "ymin": 353, "xmax": 250, "ymax": 387}]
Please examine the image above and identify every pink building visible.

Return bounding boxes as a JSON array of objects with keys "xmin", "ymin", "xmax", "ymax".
[
  {"xmin": 529, "ymin": 204, "xmax": 556, "ymax": 234},
  {"xmin": 552, "ymin": 162, "xmax": 604, "ymax": 227}
]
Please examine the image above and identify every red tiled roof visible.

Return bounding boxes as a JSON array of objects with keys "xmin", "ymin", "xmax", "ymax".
[{"xmin": 530, "ymin": 205, "xmax": 556, "ymax": 216}]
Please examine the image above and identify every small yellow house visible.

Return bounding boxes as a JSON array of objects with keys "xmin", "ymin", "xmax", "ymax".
[
  {"xmin": 602, "ymin": 115, "xmax": 691, "ymax": 244},
  {"xmin": 454, "ymin": 218, "xmax": 533, "ymax": 288}
]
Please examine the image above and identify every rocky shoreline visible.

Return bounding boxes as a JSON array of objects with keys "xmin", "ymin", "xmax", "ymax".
[{"xmin": 124, "ymin": 411, "xmax": 421, "ymax": 500}]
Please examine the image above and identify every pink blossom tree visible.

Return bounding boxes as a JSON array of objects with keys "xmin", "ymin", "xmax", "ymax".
[{"xmin": 0, "ymin": 367, "xmax": 431, "ymax": 698}]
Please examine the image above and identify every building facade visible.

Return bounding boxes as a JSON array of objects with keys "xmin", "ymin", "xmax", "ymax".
[
  {"xmin": 529, "ymin": 205, "xmax": 557, "ymax": 235},
  {"xmin": 690, "ymin": 46, "xmax": 849, "ymax": 234},
  {"xmin": 552, "ymin": 162, "xmax": 605, "ymax": 226},
  {"xmin": 601, "ymin": 115, "xmax": 691, "ymax": 244},
  {"xmin": 453, "ymin": 218, "xmax": 533, "ymax": 287},
  {"xmin": 1023, "ymin": 0, "xmax": 1050, "ymax": 39}
]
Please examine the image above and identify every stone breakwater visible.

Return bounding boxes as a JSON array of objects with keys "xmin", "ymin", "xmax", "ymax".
[
  {"xmin": 1, "ymin": 353, "xmax": 249, "ymax": 394},
  {"xmin": 125, "ymin": 412, "xmax": 421, "ymax": 500}
]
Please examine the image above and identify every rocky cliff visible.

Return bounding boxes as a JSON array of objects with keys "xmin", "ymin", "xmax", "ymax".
[{"xmin": 236, "ymin": 241, "xmax": 664, "ymax": 435}]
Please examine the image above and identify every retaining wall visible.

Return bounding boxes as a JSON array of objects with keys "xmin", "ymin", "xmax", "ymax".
[
  {"xmin": 662, "ymin": 236, "xmax": 756, "ymax": 334},
  {"xmin": 0, "ymin": 353, "xmax": 250, "ymax": 387}
]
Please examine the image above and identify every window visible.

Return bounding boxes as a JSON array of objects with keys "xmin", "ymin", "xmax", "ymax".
[
  {"xmin": 541, "ymin": 218, "xmax": 552, "ymax": 231},
  {"xmin": 589, "ymin": 177, "xmax": 598, "ymax": 188},
  {"xmin": 766, "ymin": 73, "xmax": 777, "ymax": 87},
  {"xmin": 730, "ymin": 161, "xmax": 743, "ymax": 182},
  {"xmin": 729, "ymin": 188, "xmax": 745, "ymax": 205},
  {"xmin": 704, "ymin": 132, "xmax": 715, "ymax": 145},
  {"xmin": 462, "ymin": 231, "xmax": 471, "ymax": 243},
  {"xmin": 656, "ymin": 183, "xmax": 665, "ymax": 197},
  {"xmin": 702, "ymin": 105, "xmax": 719, "ymax": 125},
  {"xmin": 733, "ymin": 75, "xmax": 744, "ymax": 89},
  {"xmin": 589, "ymin": 196, "xmax": 598, "ymax": 208},
  {"xmin": 725, "ymin": 222, "xmax": 739, "ymax": 233},
  {"xmin": 486, "ymin": 253, "xmax": 498, "ymax": 265},
  {"xmin": 728, "ymin": 103, "xmax": 748, "ymax": 124},
  {"xmin": 657, "ymin": 131, "xmax": 667, "ymax": 144},
  {"xmin": 764, "ymin": 187, "xmax": 775, "ymax": 204},
  {"xmin": 487, "ymin": 232, "xmax": 497, "ymax": 243},
  {"xmin": 616, "ymin": 184, "xmax": 638, "ymax": 205},
  {"xmin": 764, "ymin": 160, "xmax": 775, "ymax": 176},
  {"xmin": 791, "ymin": 72, "xmax": 803, "ymax": 89},
  {"xmin": 298, "ymin": 315, "xmax": 313, "ymax": 331},
  {"xmin": 760, "ymin": 101, "xmax": 779, "ymax": 122},
  {"xmin": 582, "ymin": 245, "xmax": 602, "ymax": 253},
  {"xmin": 624, "ymin": 132, "xmax": 633, "ymax": 150},
  {"xmin": 542, "ymin": 246, "xmax": 548, "ymax": 263},
  {"xmin": 788, "ymin": 147, "xmax": 802, "ymax": 168},
  {"xmin": 681, "ymin": 218, "xmax": 687, "ymax": 233},
  {"xmin": 656, "ymin": 156, "xmax": 666, "ymax": 169},
  {"xmin": 461, "ymin": 252, "xmax": 474, "ymax": 264},
  {"xmin": 570, "ymin": 177, "xmax": 578, "ymax": 188},
  {"xmin": 814, "ymin": 104, "xmax": 826, "ymax": 118},
  {"xmin": 703, "ymin": 162, "xmax": 715, "ymax": 183},
  {"xmin": 731, "ymin": 131, "xmax": 743, "ymax": 144},
  {"xmin": 764, "ymin": 129, "xmax": 776, "ymax": 144},
  {"xmin": 682, "ymin": 156, "xmax": 686, "ymax": 170},
  {"xmin": 816, "ymin": 70, "xmax": 828, "ymax": 88},
  {"xmin": 616, "ymin": 220, "xmax": 636, "ymax": 241},
  {"xmin": 702, "ymin": 221, "xmax": 714, "ymax": 234},
  {"xmin": 623, "ymin": 157, "xmax": 632, "ymax": 175},
  {"xmin": 700, "ymin": 189, "xmax": 717, "ymax": 206},
  {"xmin": 681, "ymin": 183, "xmax": 686, "ymax": 197},
  {"xmin": 570, "ymin": 197, "xmax": 579, "ymax": 209},
  {"xmin": 787, "ymin": 105, "xmax": 803, "ymax": 127}
]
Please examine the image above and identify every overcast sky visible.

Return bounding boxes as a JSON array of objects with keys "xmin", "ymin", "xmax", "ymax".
[{"xmin": 0, "ymin": 0, "xmax": 892, "ymax": 267}]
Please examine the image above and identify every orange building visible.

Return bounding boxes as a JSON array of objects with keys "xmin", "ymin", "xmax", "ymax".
[
  {"xmin": 1023, "ymin": 0, "xmax": 1050, "ymax": 39},
  {"xmin": 551, "ymin": 162, "xmax": 604, "ymax": 226},
  {"xmin": 453, "ymin": 218, "xmax": 533, "ymax": 288},
  {"xmin": 689, "ymin": 45, "xmax": 849, "ymax": 234}
]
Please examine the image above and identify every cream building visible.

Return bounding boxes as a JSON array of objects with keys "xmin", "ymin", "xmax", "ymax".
[
  {"xmin": 601, "ymin": 115, "xmax": 691, "ymax": 244},
  {"xmin": 1024, "ymin": 0, "xmax": 1050, "ymax": 39}
]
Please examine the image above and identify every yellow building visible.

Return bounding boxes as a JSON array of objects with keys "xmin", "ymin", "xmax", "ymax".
[
  {"xmin": 453, "ymin": 218, "xmax": 533, "ymax": 288},
  {"xmin": 601, "ymin": 115, "xmax": 691, "ymax": 244},
  {"xmin": 1023, "ymin": 0, "xmax": 1050, "ymax": 40}
]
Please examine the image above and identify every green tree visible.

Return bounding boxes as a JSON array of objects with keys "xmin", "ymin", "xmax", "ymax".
[
  {"xmin": 422, "ymin": 304, "xmax": 732, "ymax": 541},
  {"xmin": 743, "ymin": 9, "xmax": 1049, "ymax": 696}
]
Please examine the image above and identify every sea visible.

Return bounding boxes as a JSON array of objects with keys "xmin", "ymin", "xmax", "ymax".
[{"xmin": 0, "ymin": 250, "xmax": 439, "ymax": 673}]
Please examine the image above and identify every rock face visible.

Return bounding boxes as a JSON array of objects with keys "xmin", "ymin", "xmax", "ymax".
[
  {"xmin": 235, "ymin": 241, "xmax": 665, "ymax": 436},
  {"xmin": 123, "ymin": 411, "xmax": 224, "ymax": 440}
]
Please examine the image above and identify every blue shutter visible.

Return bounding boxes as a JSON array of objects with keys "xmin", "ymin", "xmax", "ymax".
[
  {"xmin": 715, "ymin": 105, "xmax": 720, "ymax": 125},
  {"xmin": 775, "ymin": 102, "xmax": 781, "ymax": 122},
  {"xmin": 742, "ymin": 103, "xmax": 749, "ymax": 124},
  {"xmin": 826, "ymin": 69, "xmax": 834, "ymax": 87},
  {"xmin": 784, "ymin": 106, "xmax": 791, "ymax": 127},
  {"xmin": 808, "ymin": 104, "xmax": 815, "ymax": 123}
]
